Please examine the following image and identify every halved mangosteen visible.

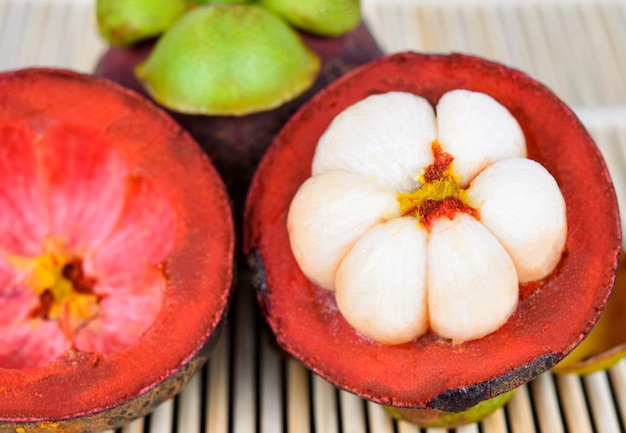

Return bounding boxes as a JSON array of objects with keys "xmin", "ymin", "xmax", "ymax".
[
  {"xmin": 244, "ymin": 52, "xmax": 621, "ymax": 416},
  {"xmin": 0, "ymin": 69, "xmax": 234, "ymax": 431}
]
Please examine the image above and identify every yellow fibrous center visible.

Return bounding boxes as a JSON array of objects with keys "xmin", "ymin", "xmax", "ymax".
[
  {"xmin": 396, "ymin": 141, "xmax": 476, "ymax": 228},
  {"xmin": 11, "ymin": 238, "xmax": 99, "ymax": 337}
]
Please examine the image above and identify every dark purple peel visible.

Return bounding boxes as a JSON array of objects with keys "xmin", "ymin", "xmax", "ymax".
[{"xmin": 94, "ymin": 22, "xmax": 384, "ymax": 214}]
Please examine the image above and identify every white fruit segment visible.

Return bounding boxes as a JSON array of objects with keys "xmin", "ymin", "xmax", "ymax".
[
  {"xmin": 287, "ymin": 89, "xmax": 567, "ymax": 345},
  {"xmin": 428, "ymin": 214, "xmax": 519, "ymax": 343},
  {"xmin": 335, "ymin": 217, "xmax": 428, "ymax": 345},
  {"xmin": 287, "ymin": 170, "xmax": 400, "ymax": 290},
  {"xmin": 436, "ymin": 90, "xmax": 527, "ymax": 187},
  {"xmin": 312, "ymin": 92, "xmax": 436, "ymax": 193},
  {"xmin": 466, "ymin": 158, "xmax": 567, "ymax": 283}
]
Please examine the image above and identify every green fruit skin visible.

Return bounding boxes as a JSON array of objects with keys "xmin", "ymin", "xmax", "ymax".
[
  {"xmin": 385, "ymin": 389, "xmax": 516, "ymax": 428},
  {"xmin": 135, "ymin": 4, "xmax": 321, "ymax": 116},
  {"xmin": 97, "ymin": 0, "xmax": 188, "ymax": 47},
  {"xmin": 192, "ymin": 0, "xmax": 252, "ymax": 3},
  {"xmin": 259, "ymin": 0, "xmax": 361, "ymax": 37}
]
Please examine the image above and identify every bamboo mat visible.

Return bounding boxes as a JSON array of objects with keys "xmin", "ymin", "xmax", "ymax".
[{"xmin": 1, "ymin": 0, "xmax": 625, "ymax": 432}]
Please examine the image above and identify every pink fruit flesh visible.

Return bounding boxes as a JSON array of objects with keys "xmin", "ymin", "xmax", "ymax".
[
  {"xmin": 0, "ymin": 123, "xmax": 175, "ymax": 369},
  {"xmin": 0, "ymin": 69, "xmax": 234, "ymax": 430}
]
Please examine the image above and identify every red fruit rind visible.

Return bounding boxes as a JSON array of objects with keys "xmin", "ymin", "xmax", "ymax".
[
  {"xmin": 244, "ymin": 52, "xmax": 621, "ymax": 411},
  {"xmin": 552, "ymin": 251, "xmax": 626, "ymax": 374},
  {"xmin": 0, "ymin": 69, "xmax": 234, "ymax": 430}
]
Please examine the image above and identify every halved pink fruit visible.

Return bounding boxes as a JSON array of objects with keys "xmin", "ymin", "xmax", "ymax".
[
  {"xmin": 0, "ymin": 69, "xmax": 234, "ymax": 431},
  {"xmin": 244, "ymin": 52, "xmax": 621, "ymax": 411}
]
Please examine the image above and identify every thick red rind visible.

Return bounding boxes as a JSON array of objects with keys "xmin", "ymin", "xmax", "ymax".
[
  {"xmin": 0, "ymin": 69, "xmax": 234, "ymax": 429},
  {"xmin": 244, "ymin": 52, "xmax": 621, "ymax": 411}
]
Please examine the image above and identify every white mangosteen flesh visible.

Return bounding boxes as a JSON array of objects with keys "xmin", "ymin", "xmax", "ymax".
[{"xmin": 286, "ymin": 90, "xmax": 567, "ymax": 345}]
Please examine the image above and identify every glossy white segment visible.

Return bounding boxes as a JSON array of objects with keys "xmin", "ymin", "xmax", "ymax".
[
  {"xmin": 436, "ymin": 89, "xmax": 527, "ymax": 187},
  {"xmin": 287, "ymin": 170, "xmax": 400, "ymax": 290},
  {"xmin": 466, "ymin": 158, "xmax": 567, "ymax": 283},
  {"xmin": 428, "ymin": 213, "xmax": 519, "ymax": 343},
  {"xmin": 312, "ymin": 92, "xmax": 436, "ymax": 193},
  {"xmin": 335, "ymin": 217, "xmax": 428, "ymax": 344}
]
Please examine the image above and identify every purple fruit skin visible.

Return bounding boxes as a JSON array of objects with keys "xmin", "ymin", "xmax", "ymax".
[{"xmin": 94, "ymin": 23, "xmax": 384, "ymax": 215}]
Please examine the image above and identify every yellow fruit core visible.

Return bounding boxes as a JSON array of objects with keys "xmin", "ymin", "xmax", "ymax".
[
  {"xmin": 10, "ymin": 238, "xmax": 99, "ymax": 338},
  {"xmin": 396, "ymin": 141, "xmax": 476, "ymax": 228}
]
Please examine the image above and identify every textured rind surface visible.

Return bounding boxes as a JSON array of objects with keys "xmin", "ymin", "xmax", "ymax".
[
  {"xmin": 244, "ymin": 52, "xmax": 621, "ymax": 411},
  {"xmin": 0, "ymin": 323, "xmax": 221, "ymax": 432},
  {"xmin": 386, "ymin": 389, "xmax": 516, "ymax": 428},
  {"xmin": 552, "ymin": 252, "xmax": 626, "ymax": 375},
  {"xmin": 0, "ymin": 69, "xmax": 234, "ymax": 430}
]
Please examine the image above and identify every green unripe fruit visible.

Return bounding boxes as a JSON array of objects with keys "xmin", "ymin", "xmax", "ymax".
[
  {"xmin": 135, "ymin": 3, "xmax": 321, "ymax": 115},
  {"xmin": 259, "ymin": 0, "xmax": 361, "ymax": 37},
  {"xmin": 96, "ymin": 0, "xmax": 188, "ymax": 46}
]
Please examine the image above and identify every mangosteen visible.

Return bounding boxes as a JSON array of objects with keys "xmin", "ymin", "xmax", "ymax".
[
  {"xmin": 243, "ymin": 52, "xmax": 621, "ymax": 425},
  {"xmin": 93, "ymin": 1, "xmax": 383, "ymax": 215},
  {"xmin": 0, "ymin": 68, "xmax": 234, "ymax": 432}
]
